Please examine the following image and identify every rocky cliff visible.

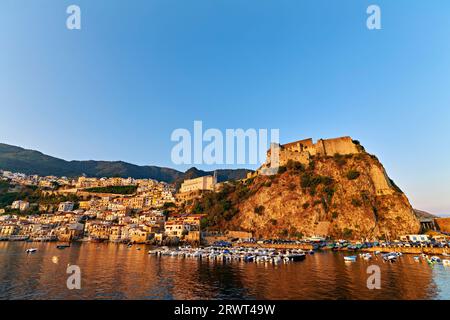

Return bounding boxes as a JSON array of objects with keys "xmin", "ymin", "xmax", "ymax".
[{"xmin": 194, "ymin": 151, "xmax": 420, "ymax": 240}]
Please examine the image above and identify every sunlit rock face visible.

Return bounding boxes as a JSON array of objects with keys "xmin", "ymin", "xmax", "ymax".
[{"xmin": 210, "ymin": 140, "xmax": 420, "ymax": 240}]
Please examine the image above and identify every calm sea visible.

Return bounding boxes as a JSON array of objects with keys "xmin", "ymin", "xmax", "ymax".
[{"xmin": 0, "ymin": 242, "xmax": 449, "ymax": 300}]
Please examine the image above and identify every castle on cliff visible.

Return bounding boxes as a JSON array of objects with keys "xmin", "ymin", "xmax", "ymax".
[
  {"xmin": 253, "ymin": 136, "xmax": 396, "ymax": 197},
  {"xmin": 262, "ymin": 136, "xmax": 361, "ymax": 170}
]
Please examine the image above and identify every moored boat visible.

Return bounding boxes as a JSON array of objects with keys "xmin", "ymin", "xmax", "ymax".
[
  {"xmin": 9, "ymin": 235, "xmax": 30, "ymax": 241},
  {"xmin": 430, "ymin": 256, "xmax": 442, "ymax": 264},
  {"xmin": 289, "ymin": 253, "xmax": 306, "ymax": 262},
  {"xmin": 361, "ymin": 253, "xmax": 372, "ymax": 260},
  {"xmin": 382, "ymin": 252, "xmax": 400, "ymax": 262},
  {"xmin": 344, "ymin": 255, "xmax": 357, "ymax": 262}
]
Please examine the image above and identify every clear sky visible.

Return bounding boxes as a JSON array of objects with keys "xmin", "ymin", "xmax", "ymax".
[{"xmin": 0, "ymin": 0, "xmax": 449, "ymax": 214}]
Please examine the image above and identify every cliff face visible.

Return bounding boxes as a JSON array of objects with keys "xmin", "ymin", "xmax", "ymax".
[{"xmin": 197, "ymin": 152, "xmax": 420, "ymax": 240}]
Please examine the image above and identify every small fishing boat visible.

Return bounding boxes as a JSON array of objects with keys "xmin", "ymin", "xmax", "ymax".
[
  {"xmin": 413, "ymin": 256, "xmax": 420, "ymax": 262},
  {"xmin": 344, "ymin": 256, "xmax": 357, "ymax": 262},
  {"xmin": 272, "ymin": 256, "xmax": 282, "ymax": 264},
  {"xmin": 430, "ymin": 256, "xmax": 441, "ymax": 264},
  {"xmin": 443, "ymin": 259, "xmax": 450, "ymax": 266},
  {"xmin": 362, "ymin": 253, "xmax": 372, "ymax": 260},
  {"xmin": 285, "ymin": 253, "xmax": 306, "ymax": 262},
  {"xmin": 382, "ymin": 253, "xmax": 398, "ymax": 262},
  {"xmin": 244, "ymin": 255, "xmax": 255, "ymax": 262},
  {"xmin": 26, "ymin": 248, "xmax": 37, "ymax": 253},
  {"xmin": 255, "ymin": 256, "xmax": 266, "ymax": 263},
  {"xmin": 57, "ymin": 244, "xmax": 70, "ymax": 249}
]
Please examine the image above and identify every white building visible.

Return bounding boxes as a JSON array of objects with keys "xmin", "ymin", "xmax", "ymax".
[
  {"xmin": 405, "ymin": 234, "xmax": 429, "ymax": 243},
  {"xmin": 58, "ymin": 201, "xmax": 75, "ymax": 212},
  {"xmin": 11, "ymin": 200, "xmax": 30, "ymax": 212},
  {"xmin": 164, "ymin": 221, "xmax": 192, "ymax": 238}
]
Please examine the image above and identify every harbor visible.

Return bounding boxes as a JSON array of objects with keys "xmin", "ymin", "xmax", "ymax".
[
  {"xmin": 148, "ymin": 245, "xmax": 308, "ymax": 263},
  {"xmin": 1, "ymin": 241, "xmax": 449, "ymax": 300}
]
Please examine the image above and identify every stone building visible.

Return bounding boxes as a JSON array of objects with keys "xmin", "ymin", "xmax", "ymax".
[{"xmin": 179, "ymin": 175, "xmax": 217, "ymax": 193}]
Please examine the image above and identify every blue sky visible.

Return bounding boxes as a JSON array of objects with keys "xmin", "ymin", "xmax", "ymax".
[{"xmin": 0, "ymin": 0, "xmax": 449, "ymax": 214}]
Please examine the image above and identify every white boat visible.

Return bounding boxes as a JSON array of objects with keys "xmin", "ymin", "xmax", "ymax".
[
  {"xmin": 344, "ymin": 256, "xmax": 357, "ymax": 262},
  {"xmin": 26, "ymin": 248, "xmax": 37, "ymax": 253},
  {"xmin": 272, "ymin": 256, "xmax": 282, "ymax": 264},
  {"xmin": 255, "ymin": 256, "xmax": 266, "ymax": 263},
  {"xmin": 383, "ymin": 253, "xmax": 398, "ymax": 262},
  {"xmin": 362, "ymin": 253, "xmax": 372, "ymax": 260},
  {"xmin": 244, "ymin": 255, "xmax": 255, "ymax": 262},
  {"xmin": 443, "ymin": 259, "xmax": 450, "ymax": 266}
]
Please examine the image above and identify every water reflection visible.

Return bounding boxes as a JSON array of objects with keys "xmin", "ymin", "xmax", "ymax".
[{"xmin": 0, "ymin": 242, "xmax": 447, "ymax": 300}]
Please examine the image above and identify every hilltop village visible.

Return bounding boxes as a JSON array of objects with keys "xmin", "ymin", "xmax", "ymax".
[{"xmin": 0, "ymin": 136, "xmax": 449, "ymax": 245}]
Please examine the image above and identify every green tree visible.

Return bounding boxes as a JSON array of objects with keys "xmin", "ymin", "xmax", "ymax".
[{"xmin": 346, "ymin": 170, "xmax": 360, "ymax": 180}]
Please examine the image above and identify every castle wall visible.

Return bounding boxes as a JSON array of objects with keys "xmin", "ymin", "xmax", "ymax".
[
  {"xmin": 283, "ymin": 138, "xmax": 315, "ymax": 155},
  {"xmin": 279, "ymin": 150, "xmax": 310, "ymax": 167},
  {"xmin": 261, "ymin": 136, "xmax": 360, "ymax": 174},
  {"xmin": 315, "ymin": 136, "xmax": 359, "ymax": 156}
]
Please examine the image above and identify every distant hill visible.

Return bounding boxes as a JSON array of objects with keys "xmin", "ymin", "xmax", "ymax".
[
  {"xmin": 413, "ymin": 209, "xmax": 438, "ymax": 221},
  {"xmin": 0, "ymin": 143, "xmax": 252, "ymax": 183}
]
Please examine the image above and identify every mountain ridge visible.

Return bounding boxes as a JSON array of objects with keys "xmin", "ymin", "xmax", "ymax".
[{"xmin": 0, "ymin": 143, "xmax": 251, "ymax": 183}]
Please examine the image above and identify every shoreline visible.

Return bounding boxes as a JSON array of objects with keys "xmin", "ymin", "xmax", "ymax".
[{"xmin": 2, "ymin": 238, "xmax": 449, "ymax": 256}]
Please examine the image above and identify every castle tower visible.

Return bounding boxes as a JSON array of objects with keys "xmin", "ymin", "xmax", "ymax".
[{"xmin": 213, "ymin": 170, "xmax": 218, "ymax": 188}]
